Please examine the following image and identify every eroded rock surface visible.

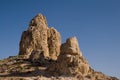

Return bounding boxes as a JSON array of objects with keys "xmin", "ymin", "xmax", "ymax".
[
  {"xmin": 47, "ymin": 27, "xmax": 61, "ymax": 60},
  {"xmin": 29, "ymin": 50, "xmax": 47, "ymax": 64},
  {"xmin": 2, "ymin": 13, "xmax": 118, "ymax": 80},
  {"xmin": 61, "ymin": 37, "xmax": 82, "ymax": 56},
  {"xmin": 19, "ymin": 14, "xmax": 48, "ymax": 57},
  {"xmin": 19, "ymin": 14, "xmax": 61, "ymax": 60},
  {"xmin": 46, "ymin": 37, "xmax": 89, "ymax": 77}
]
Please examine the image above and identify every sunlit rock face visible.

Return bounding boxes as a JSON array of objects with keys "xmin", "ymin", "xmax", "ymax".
[
  {"xmin": 46, "ymin": 37, "xmax": 89, "ymax": 77},
  {"xmin": 19, "ymin": 14, "xmax": 89, "ymax": 77},
  {"xmin": 19, "ymin": 14, "xmax": 61, "ymax": 60},
  {"xmin": 17, "ymin": 13, "xmax": 119, "ymax": 80},
  {"xmin": 47, "ymin": 27, "xmax": 61, "ymax": 60},
  {"xmin": 61, "ymin": 37, "xmax": 82, "ymax": 56}
]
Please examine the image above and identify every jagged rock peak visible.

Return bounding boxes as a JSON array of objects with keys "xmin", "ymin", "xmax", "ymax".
[
  {"xmin": 19, "ymin": 13, "xmax": 61, "ymax": 60},
  {"xmin": 29, "ymin": 13, "xmax": 48, "ymax": 28}
]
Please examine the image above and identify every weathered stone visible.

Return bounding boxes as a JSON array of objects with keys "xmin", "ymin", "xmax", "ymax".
[
  {"xmin": 19, "ymin": 14, "xmax": 61, "ymax": 60},
  {"xmin": 61, "ymin": 37, "xmax": 82, "ymax": 56},
  {"xmin": 46, "ymin": 37, "xmax": 89, "ymax": 77},
  {"xmin": 47, "ymin": 27, "xmax": 61, "ymax": 60},
  {"xmin": 29, "ymin": 50, "xmax": 44, "ymax": 62},
  {"xmin": 57, "ymin": 54, "xmax": 89, "ymax": 76},
  {"xmin": 19, "ymin": 14, "xmax": 49, "ymax": 58},
  {"xmin": 29, "ymin": 50, "xmax": 50, "ymax": 66},
  {"xmin": 0, "ymin": 13, "xmax": 119, "ymax": 80}
]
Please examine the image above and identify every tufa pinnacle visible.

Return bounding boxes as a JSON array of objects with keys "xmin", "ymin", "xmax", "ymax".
[{"xmin": 19, "ymin": 13, "xmax": 61, "ymax": 60}]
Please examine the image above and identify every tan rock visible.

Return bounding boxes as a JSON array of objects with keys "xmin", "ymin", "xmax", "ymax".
[
  {"xmin": 29, "ymin": 50, "xmax": 44, "ymax": 62},
  {"xmin": 29, "ymin": 50, "xmax": 50, "ymax": 66},
  {"xmin": 61, "ymin": 37, "xmax": 82, "ymax": 56},
  {"xmin": 47, "ymin": 27, "xmax": 61, "ymax": 60},
  {"xmin": 47, "ymin": 37, "xmax": 89, "ymax": 77},
  {"xmin": 18, "ymin": 14, "xmax": 103, "ymax": 79},
  {"xmin": 19, "ymin": 14, "xmax": 61, "ymax": 60},
  {"xmin": 0, "ymin": 13, "xmax": 119, "ymax": 80},
  {"xmin": 19, "ymin": 14, "xmax": 49, "ymax": 57},
  {"xmin": 56, "ymin": 53, "xmax": 89, "ymax": 76}
]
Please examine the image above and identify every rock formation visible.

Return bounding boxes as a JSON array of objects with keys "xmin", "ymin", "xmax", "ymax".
[
  {"xmin": 0, "ymin": 13, "xmax": 118, "ymax": 80},
  {"xmin": 61, "ymin": 37, "xmax": 82, "ymax": 56},
  {"xmin": 19, "ymin": 13, "xmax": 90, "ymax": 78},
  {"xmin": 29, "ymin": 50, "xmax": 48, "ymax": 65},
  {"xmin": 19, "ymin": 14, "xmax": 61, "ymax": 60},
  {"xmin": 47, "ymin": 27, "xmax": 61, "ymax": 60},
  {"xmin": 46, "ymin": 37, "xmax": 89, "ymax": 77}
]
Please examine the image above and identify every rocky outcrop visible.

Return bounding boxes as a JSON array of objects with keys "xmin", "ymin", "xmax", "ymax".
[
  {"xmin": 46, "ymin": 37, "xmax": 89, "ymax": 77},
  {"xmin": 19, "ymin": 14, "xmax": 90, "ymax": 77},
  {"xmin": 19, "ymin": 14, "xmax": 61, "ymax": 60},
  {"xmin": 14, "ymin": 13, "xmax": 119, "ymax": 80},
  {"xmin": 61, "ymin": 37, "xmax": 82, "ymax": 56},
  {"xmin": 47, "ymin": 27, "xmax": 61, "ymax": 60},
  {"xmin": 19, "ymin": 14, "xmax": 49, "ymax": 57}
]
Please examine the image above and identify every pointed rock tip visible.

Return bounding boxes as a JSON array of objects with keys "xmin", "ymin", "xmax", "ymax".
[
  {"xmin": 36, "ymin": 13, "xmax": 44, "ymax": 17},
  {"xmin": 34, "ymin": 13, "xmax": 46, "ymax": 20},
  {"xmin": 66, "ymin": 36, "xmax": 78, "ymax": 43},
  {"xmin": 49, "ymin": 27, "xmax": 57, "ymax": 31},
  {"xmin": 29, "ymin": 13, "xmax": 47, "ymax": 27}
]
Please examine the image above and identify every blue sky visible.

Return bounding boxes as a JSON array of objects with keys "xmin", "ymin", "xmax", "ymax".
[{"xmin": 0, "ymin": 0, "xmax": 120, "ymax": 78}]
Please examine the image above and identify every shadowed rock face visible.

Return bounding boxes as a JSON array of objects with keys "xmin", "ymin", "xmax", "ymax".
[{"xmin": 19, "ymin": 14, "xmax": 61, "ymax": 60}]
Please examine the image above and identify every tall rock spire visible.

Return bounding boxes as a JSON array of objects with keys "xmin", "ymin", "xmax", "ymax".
[{"xmin": 19, "ymin": 13, "xmax": 61, "ymax": 60}]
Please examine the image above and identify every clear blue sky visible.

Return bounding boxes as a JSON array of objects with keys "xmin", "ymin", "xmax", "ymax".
[{"xmin": 0, "ymin": 0, "xmax": 120, "ymax": 78}]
